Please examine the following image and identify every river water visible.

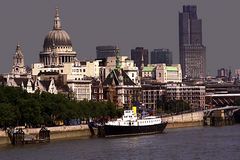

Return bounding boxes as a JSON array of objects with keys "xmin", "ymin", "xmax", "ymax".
[{"xmin": 0, "ymin": 125, "xmax": 239, "ymax": 160}]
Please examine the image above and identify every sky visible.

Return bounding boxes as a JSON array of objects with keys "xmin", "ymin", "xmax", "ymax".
[{"xmin": 0, "ymin": 0, "xmax": 240, "ymax": 76}]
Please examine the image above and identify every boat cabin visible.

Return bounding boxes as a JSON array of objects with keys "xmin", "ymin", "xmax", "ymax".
[{"xmin": 122, "ymin": 110, "xmax": 137, "ymax": 121}]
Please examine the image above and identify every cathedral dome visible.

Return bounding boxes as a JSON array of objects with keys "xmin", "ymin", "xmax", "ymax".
[
  {"xmin": 43, "ymin": 30, "xmax": 72, "ymax": 49},
  {"xmin": 43, "ymin": 8, "xmax": 72, "ymax": 50}
]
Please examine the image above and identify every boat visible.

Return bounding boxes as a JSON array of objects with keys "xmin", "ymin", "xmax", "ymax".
[{"xmin": 98, "ymin": 107, "xmax": 168, "ymax": 137}]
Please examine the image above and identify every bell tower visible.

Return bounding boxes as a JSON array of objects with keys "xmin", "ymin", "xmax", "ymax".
[{"xmin": 11, "ymin": 44, "xmax": 27, "ymax": 76}]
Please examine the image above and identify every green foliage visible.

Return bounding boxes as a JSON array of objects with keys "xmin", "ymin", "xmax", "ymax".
[
  {"xmin": 0, "ymin": 103, "xmax": 17, "ymax": 128},
  {"xmin": 0, "ymin": 86, "xmax": 119, "ymax": 128},
  {"xmin": 157, "ymin": 97, "xmax": 190, "ymax": 114}
]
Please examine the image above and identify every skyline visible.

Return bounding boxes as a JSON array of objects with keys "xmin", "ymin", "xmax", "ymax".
[{"xmin": 0, "ymin": 0, "xmax": 240, "ymax": 75}]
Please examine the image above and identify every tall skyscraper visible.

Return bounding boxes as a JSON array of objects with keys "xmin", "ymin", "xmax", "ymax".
[
  {"xmin": 150, "ymin": 49, "xmax": 172, "ymax": 65},
  {"xmin": 131, "ymin": 47, "xmax": 149, "ymax": 69},
  {"xmin": 179, "ymin": 5, "xmax": 206, "ymax": 79},
  {"xmin": 96, "ymin": 45, "xmax": 118, "ymax": 59}
]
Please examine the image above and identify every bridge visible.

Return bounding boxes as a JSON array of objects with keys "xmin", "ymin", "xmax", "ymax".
[
  {"xmin": 205, "ymin": 93, "xmax": 240, "ymax": 108},
  {"xmin": 162, "ymin": 106, "xmax": 240, "ymax": 127},
  {"xmin": 203, "ymin": 106, "xmax": 240, "ymax": 126}
]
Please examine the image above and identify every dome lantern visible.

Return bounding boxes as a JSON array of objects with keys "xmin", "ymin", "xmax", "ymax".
[{"xmin": 53, "ymin": 7, "xmax": 61, "ymax": 30}]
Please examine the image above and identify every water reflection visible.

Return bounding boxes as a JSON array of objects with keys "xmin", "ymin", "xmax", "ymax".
[{"xmin": 0, "ymin": 125, "xmax": 239, "ymax": 160}]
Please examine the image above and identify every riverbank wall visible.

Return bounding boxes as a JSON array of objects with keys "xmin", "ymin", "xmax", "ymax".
[
  {"xmin": 0, "ymin": 111, "xmax": 205, "ymax": 145},
  {"xmin": 162, "ymin": 111, "xmax": 204, "ymax": 129},
  {"xmin": 0, "ymin": 125, "xmax": 93, "ymax": 145},
  {"xmin": 24, "ymin": 125, "xmax": 93, "ymax": 140},
  {"xmin": 0, "ymin": 131, "xmax": 10, "ymax": 145}
]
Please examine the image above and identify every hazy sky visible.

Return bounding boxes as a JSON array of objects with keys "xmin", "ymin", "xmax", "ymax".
[{"xmin": 0, "ymin": 0, "xmax": 240, "ymax": 75}]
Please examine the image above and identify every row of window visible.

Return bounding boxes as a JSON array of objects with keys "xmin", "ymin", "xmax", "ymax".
[
  {"xmin": 139, "ymin": 119, "xmax": 160, "ymax": 124},
  {"xmin": 123, "ymin": 115, "xmax": 133, "ymax": 118},
  {"xmin": 74, "ymin": 89, "xmax": 90, "ymax": 92},
  {"xmin": 41, "ymin": 69, "xmax": 63, "ymax": 73},
  {"xmin": 45, "ymin": 46, "xmax": 72, "ymax": 49},
  {"xmin": 142, "ymin": 96, "xmax": 161, "ymax": 99},
  {"xmin": 72, "ymin": 69, "xmax": 86, "ymax": 73}
]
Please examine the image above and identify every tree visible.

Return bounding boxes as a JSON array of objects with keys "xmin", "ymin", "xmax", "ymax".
[
  {"xmin": 0, "ymin": 103, "xmax": 17, "ymax": 129},
  {"xmin": 0, "ymin": 86, "xmax": 121, "ymax": 127},
  {"xmin": 18, "ymin": 99, "xmax": 43, "ymax": 127},
  {"xmin": 162, "ymin": 99, "xmax": 190, "ymax": 114},
  {"xmin": 156, "ymin": 95, "xmax": 167, "ymax": 114}
]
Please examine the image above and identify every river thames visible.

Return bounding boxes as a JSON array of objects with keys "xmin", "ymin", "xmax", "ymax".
[{"xmin": 0, "ymin": 125, "xmax": 239, "ymax": 160}]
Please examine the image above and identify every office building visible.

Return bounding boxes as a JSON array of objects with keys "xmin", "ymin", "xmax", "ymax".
[
  {"xmin": 166, "ymin": 84, "xmax": 206, "ymax": 110},
  {"xmin": 151, "ymin": 49, "xmax": 172, "ymax": 65},
  {"xmin": 96, "ymin": 45, "xmax": 117, "ymax": 59},
  {"xmin": 179, "ymin": 5, "xmax": 206, "ymax": 78},
  {"xmin": 131, "ymin": 47, "xmax": 149, "ymax": 69}
]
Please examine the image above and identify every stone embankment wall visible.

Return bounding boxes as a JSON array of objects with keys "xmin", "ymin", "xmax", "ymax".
[
  {"xmin": 162, "ymin": 111, "xmax": 204, "ymax": 129},
  {"xmin": 0, "ymin": 124, "xmax": 92, "ymax": 145},
  {"xmin": 0, "ymin": 131, "xmax": 10, "ymax": 145},
  {"xmin": 0, "ymin": 112, "xmax": 205, "ymax": 145}
]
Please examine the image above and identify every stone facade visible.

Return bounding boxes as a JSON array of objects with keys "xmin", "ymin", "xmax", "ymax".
[
  {"xmin": 67, "ymin": 80, "xmax": 92, "ymax": 101},
  {"xmin": 103, "ymin": 69, "xmax": 141, "ymax": 108},
  {"xmin": 39, "ymin": 8, "xmax": 76, "ymax": 67},
  {"xmin": 155, "ymin": 64, "xmax": 182, "ymax": 83},
  {"xmin": 11, "ymin": 44, "xmax": 27, "ymax": 77},
  {"xmin": 6, "ymin": 77, "xmax": 58, "ymax": 94},
  {"xmin": 166, "ymin": 84, "xmax": 205, "ymax": 109},
  {"xmin": 141, "ymin": 84, "xmax": 164, "ymax": 109},
  {"xmin": 141, "ymin": 64, "xmax": 182, "ymax": 83},
  {"xmin": 105, "ymin": 56, "xmax": 139, "ymax": 84}
]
